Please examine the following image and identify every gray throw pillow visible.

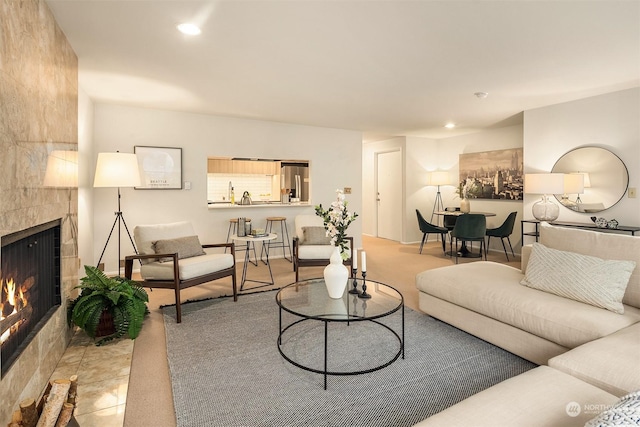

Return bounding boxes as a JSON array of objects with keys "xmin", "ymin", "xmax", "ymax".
[
  {"xmin": 301, "ymin": 226, "xmax": 331, "ymax": 245},
  {"xmin": 153, "ymin": 235, "xmax": 206, "ymax": 262}
]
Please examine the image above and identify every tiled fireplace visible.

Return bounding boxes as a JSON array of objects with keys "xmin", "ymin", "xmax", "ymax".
[{"xmin": 0, "ymin": 0, "xmax": 79, "ymax": 422}]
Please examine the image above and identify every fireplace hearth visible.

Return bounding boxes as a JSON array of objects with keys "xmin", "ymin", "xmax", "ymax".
[{"xmin": 1, "ymin": 220, "xmax": 62, "ymax": 377}]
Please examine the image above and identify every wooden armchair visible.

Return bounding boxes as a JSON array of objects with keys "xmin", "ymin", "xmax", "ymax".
[
  {"xmin": 124, "ymin": 221, "xmax": 237, "ymax": 323},
  {"xmin": 292, "ymin": 214, "xmax": 353, "ymax": 281}
]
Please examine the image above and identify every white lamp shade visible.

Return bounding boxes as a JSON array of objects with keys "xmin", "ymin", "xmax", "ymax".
[
  {"xmin": 43, "ymin": 150, "xmax": 78, "ymax": 187},
  {"xmin": 563, "ymin": 173, "xmax": 585, "ymax": 194},
  {"xmin": 524, "ymin": 173, "xmax": 565, "ymax": 195},
  {"xmin": 430, "ymin": 171, "xmax": 450, "ymax": 186},
  {"xmin": 93, "ymin": 152, "xmax": 141, "ymax": 188}
]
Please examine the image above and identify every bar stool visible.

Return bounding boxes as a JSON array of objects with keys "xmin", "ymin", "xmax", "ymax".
[
  {"xmin": 260, "ymin": 216, "xmax": 292, "ymax": 263},
  {"xmin": 226, "ymin": 218, "xmax": 257, "ymax": 266}
]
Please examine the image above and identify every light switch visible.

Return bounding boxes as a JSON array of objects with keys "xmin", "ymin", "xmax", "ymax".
[
  {"xmin": 184, "ymin": 181, "xmax": 192, "ymax": 190},
  {"xmin": 629, "ymin": 187, "xmax": 636, "ymax": 198},
  {"xmin": 344, "ymin": 187, "xmax": 352, "ymax": 194}
]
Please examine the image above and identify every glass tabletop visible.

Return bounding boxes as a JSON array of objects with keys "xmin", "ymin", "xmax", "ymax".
[{"xmin": 276, "ymin": 278, "xmax": 403, "ymax": 321}]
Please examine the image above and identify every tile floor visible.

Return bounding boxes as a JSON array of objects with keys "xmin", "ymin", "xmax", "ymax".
[{"xmin": 48, "ymin": 329, "xmax": 133, "ymax": 426}]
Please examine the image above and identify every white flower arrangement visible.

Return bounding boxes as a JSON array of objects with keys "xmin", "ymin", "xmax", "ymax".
[{"xmin": 314, "ymin": 189, "xmax": 358, "ymax": 260}]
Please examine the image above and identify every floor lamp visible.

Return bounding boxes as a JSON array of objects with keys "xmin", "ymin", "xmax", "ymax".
[
  {"xmin": 44, "ymin": 150, "xmax": 79, "ymax": 253},
  {"xmin": 94, "ymin": 152, "xmax": 141, "ymax": 275},
  {"xmin": 429, "ymin": 171, "xmax": 450, "ymax": 224}
]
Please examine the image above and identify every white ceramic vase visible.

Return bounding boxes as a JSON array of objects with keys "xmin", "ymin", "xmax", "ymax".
[
  {"xmin": 323, "ymin": 246, "xmax": 349, "ymax": 299},
  {"xmin": 460, "ymin": 198, "xmax": 471, "ymax": 213}
]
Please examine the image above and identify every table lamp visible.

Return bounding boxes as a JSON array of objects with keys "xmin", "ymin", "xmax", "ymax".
[
  {"xmin": 524, "ymin": 173, "xmax": 564, "ymax": 221},
  {"xmin": 571, "ymin": 172, "xmax": 591, "ymax": 204}
]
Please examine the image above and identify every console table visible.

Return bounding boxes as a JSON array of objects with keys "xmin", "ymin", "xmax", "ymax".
[{"xmin": 521, "ymin": 220, "xmax": 640, "ymax": 243}]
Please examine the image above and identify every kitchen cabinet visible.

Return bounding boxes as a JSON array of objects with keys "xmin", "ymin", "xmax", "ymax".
[
  {"xmin": 233, "ymin": 160, "xmax": 278, "ymax": 175},
  {"xmin": 208, "ymin": 158, "xmax": 233, "ymax": 173},
  {"xmin": 208, "ymin": 158, "xmax": 281, "ymax": 175}
]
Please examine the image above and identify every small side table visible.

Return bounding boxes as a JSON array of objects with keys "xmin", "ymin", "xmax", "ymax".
[
  {"xmin": 521, "ymin": 220, "xmax": 540, "ymax": 244},
  {"xmin": 232, "ymin": 233, "xmax": 277, "ymax": 291}
]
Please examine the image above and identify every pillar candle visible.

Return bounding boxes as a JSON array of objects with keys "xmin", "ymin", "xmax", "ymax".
[
  {"xmin": 361, "ymin": 251, "xmax": 366, "ymax": 272},
  {"xmin": 353, "ymin": 248, "xmax": 357, "ymax": 269}
]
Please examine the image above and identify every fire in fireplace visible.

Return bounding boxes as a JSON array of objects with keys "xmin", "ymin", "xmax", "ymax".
[{"xmin": 1, "ymin": 220, "xmax": 61, "ymax": 377}]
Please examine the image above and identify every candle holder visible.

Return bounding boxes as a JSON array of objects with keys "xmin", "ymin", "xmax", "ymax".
[
  {"xmin": 358, "ymin": 271, "xmax": 371, "ymax": 299},
  {"xmin": 348, "ymin": 267, "xmax": 359, "ymax": 294}
]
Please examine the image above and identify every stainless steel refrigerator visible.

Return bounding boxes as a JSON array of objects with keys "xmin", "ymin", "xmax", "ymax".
[{"xmin": 281, "ymin": 162, "xmax": 309, "ymax": 202}]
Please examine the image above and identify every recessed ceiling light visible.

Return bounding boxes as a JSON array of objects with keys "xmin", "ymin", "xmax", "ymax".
[
  {"xmin": 444, "ymin": 123, "xmax": 456, "ymax": 129},
  {"xmin": 177, "ymin": 23, "xmax": 201, "ymax": 36},
  {"xmin": 474, "ymin": 92, "xmax": 489, "ymax": 99}
]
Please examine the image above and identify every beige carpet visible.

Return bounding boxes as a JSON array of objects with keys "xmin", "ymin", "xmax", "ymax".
[{"xmin": 123, "ymin": 236, "xmax": 520, "ymax": 427}]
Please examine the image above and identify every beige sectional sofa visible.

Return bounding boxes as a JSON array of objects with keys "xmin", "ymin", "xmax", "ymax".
[{"xmin": 414, "ymin": 222, "xmax": 640, "ymax": 426}]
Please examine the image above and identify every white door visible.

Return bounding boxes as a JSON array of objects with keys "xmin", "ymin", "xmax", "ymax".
[{"xmin": 376, "ymin": 150, "xmax": 402, "ymax": 241}]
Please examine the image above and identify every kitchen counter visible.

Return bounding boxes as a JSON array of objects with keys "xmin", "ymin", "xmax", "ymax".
[{"xmin": 208, "ymin": 201, "xmax": 312, "ymax": 209}]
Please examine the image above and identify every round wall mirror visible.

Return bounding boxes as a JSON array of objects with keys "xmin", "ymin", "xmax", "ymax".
[{"xmin": 552, "ymin": 146, "xmax": 629, "ymax": 213}]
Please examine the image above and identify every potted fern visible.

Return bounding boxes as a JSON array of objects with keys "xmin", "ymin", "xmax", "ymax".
[{"xmin": 67, "ymin": 265, "xmax": 149, "ymax": 345}]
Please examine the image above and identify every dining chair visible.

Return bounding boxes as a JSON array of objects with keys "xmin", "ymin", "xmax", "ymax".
[
  {"xmin": 486, "ymin": 211, "xmax": 517, "ymax": 261},
  {"xmin": 416, "ymin": 209, "xmax": 449, "ymax": 254},
  {"xmin": 450, "ymin": 214, "xmax": 487, "ymax": 263}
]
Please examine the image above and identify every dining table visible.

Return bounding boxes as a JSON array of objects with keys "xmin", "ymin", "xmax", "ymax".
[{"xmin": 433, "ymin": 211, "xmax": 496, "ymax": 257}]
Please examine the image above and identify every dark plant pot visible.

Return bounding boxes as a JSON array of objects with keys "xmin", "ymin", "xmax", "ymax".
[{"xmin": 95, "ymin": 310, "xmax": 116, "ymax": 337}]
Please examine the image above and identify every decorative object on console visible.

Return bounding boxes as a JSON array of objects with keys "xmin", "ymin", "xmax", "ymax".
[
  {"xmin": 315, "ymin": 189, "xmax": 358, "ymax": 298},
  {"xmin": 591, "ymin": 216, "xmax": 619, "ymax": 229},
  {"xmin": 524, "ymin": 173, "xmax": 564, "ymax": 221},
  {"xmin": 93, "ymin": 151, "xmax": 141, "ymax": 275}
]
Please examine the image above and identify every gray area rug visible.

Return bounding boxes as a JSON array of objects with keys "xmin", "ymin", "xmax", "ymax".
[{"xmin": 163, "ymin": 290, "xmax": 536, "ymax": 427}]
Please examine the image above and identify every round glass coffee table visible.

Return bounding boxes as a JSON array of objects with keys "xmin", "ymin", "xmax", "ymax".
[{"xmin": 276, "ymin": 278, "xmax": 404, "ymax": 389}]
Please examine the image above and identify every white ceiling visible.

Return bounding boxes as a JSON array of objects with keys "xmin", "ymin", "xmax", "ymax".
[{"xmin": 46, "ymin": 0, "xmax": 640, "ymax": 142}]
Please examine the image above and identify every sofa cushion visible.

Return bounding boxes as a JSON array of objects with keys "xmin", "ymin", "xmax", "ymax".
[
  {"xmin": 301, "ymin": 226, "xmax": 331, "ymax": 245},
  {"xmin": 153, "ymin": 235, "xmax": 206, "ymax": 262},
  {"xmin": 412, "ymin": 366, "xmax": 619, "ymax": 427},
  {"xmin": 140, "ymin": 250, "xmax": 234, "ymax": 281},
  {"xmin": 521, "ymin": 243, "xmax": 635, "ymax": 314},
  {"xmin": 539, "ymin": 222, "xmax": 640, "ymax": 309},
  {"xmin": 549, "ymin": 322, "xmax": 640, "ymax": 397},
  {"xmin": 585, "ymin": 390, "xmax": 640, "ymax": 427},
  {"xmin": 416, "ymin": 262, "xmax": 640, "ymax": 349}
]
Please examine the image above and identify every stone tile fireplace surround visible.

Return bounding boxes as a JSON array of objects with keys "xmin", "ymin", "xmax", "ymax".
[{"xmin": 0, "ymin": 1, "xmax": 79, "ymax": 422}]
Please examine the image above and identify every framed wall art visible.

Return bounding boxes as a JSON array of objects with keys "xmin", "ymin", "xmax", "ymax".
[
  {"xmin": 459, "ymin": 148, "xmax": 523, "ymax": 201},
  {"xmin": 134, "ymin": 146, "xmax": 182, "ymax": 189}
]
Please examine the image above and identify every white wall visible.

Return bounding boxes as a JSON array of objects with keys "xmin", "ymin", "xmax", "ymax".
[
  {"xmin": 524, "ymin": 88, "xmax": 640, "ymax": 226},
  {"xmin": 90, "ymin": 104, "xmax": 362, "ymax": 273}
]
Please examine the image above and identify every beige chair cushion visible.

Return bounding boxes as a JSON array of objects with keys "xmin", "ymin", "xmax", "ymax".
[
  {"xmin": 521, "ymin": 242, "xmax": 635, "ymax": 314},
  {"xmin": 413, "ymin": 366, "xmax": 618, "ymax": 427},
  {"xmin": 296, "ymin": 244, "xmax": 335, "ymax": 260},
  {"xmin": 416, "ymin": 262, "xmax": 640, "ymax": 348},
  {"xmin": 539, "ymin": 222, "xmax": 640, "ymax": 309},
  {"xmin": 140, "ymin": 249, "xmax": 234, "ymax": 281},
  {"xmin": 549, "ymin": 322, "xmax": 640, "ymax": 397}
]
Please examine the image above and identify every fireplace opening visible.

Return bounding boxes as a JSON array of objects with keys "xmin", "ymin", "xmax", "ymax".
[{"xmin": 1, "ymin": 219, "xmax": 61, "ymax": 377}]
